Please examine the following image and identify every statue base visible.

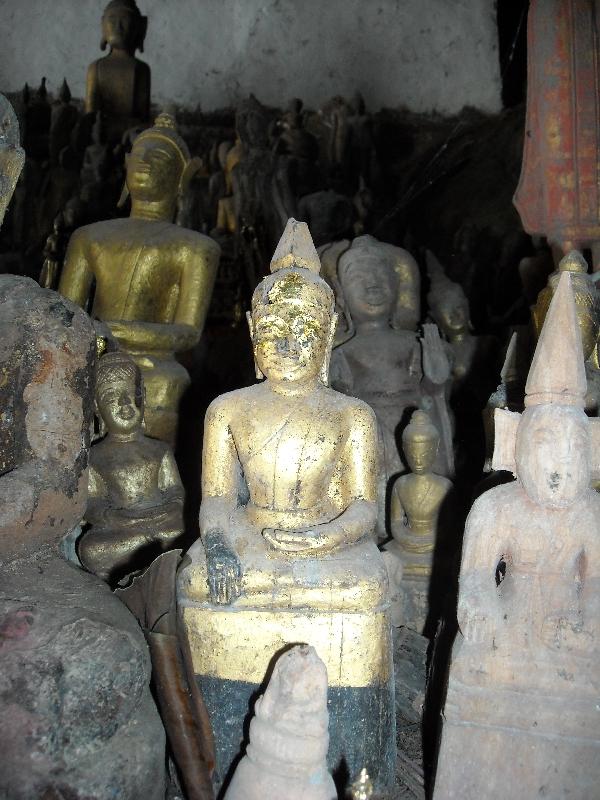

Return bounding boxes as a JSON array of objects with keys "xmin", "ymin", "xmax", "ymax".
[{"xmin": 177, "ymin": 538, "xmax": 396, "ymax": 795}]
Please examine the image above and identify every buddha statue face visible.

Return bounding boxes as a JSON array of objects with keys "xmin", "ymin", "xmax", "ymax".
[
  {"xmin": 101, "ymin": 0, "xmax": 144, "ymax": 54},
  {"xmin": 250, "ymin": 271, "xmax": 334, "ymax": 385},
  {"xmin": 339, "ymin": 255, "xmax": 396, "ymax": 326},
  {"xmin": 126, "ymin": 135, "xmax": 183, "ymax": 203},
  {"xmin": 516, "ymin": 405, "xmax": 590, "ymax": 508},
  {"xmin": 432, "ymin": 291, "xmax": 470, "ymax": 338},
  {"xmin": 96, "ymin": 357, "xmax": 144, "ymax": 435},
  {"xmin": 402, "ymin": 411, "xmax": 438, "ymax": 475}
]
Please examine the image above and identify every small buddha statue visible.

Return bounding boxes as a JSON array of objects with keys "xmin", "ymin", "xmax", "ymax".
[
  {"xmin": 328, "ymin": 235, "xmax": 453, "ymax": 534},
  {"xmin": 86, "ymin": 0, "xmax": 150, "ymax": 145},
  {"xmin": 59, "ymin": 113, "xmax": 220, "ymax": 443},
  {"xmin": 224, "ymin": 645, "xmax": 336, "ymax": 800},
  {"xmin": 177, "ymin": 219, "xmax": 395, "ymax": 794},
  {"xmin": 272, "ymin": 98, "xmax": 319, "ymax": 201},
  {"xmin": 78, "ymin": 351, "xmax": 184, "ymax": 584},
  {"xmin": 434, "ymin": 272, "xmax": 600, "ymax": 798},
  {"xmin": 384, "ymin": 410, "xmax": 453, "ymax": 632},
  {"xmin": 531, "ymin": 249, "xmax": 600, "ymax": 413}
]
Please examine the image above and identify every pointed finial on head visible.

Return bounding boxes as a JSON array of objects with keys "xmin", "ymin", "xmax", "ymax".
[
  {"xmin": 59, "ymin": 79, "xmax": 71, "ymax": 104},
  {"xmin": 525, "ymin": 271, "xmax": 587, "ymax": 408},
  {"xmin": 270, "ymin": 218, "xmax": 321, "ymax": 274},
  {"xmin": 559, "ymin": 249, "xmax": 588, "ymax": 275}
]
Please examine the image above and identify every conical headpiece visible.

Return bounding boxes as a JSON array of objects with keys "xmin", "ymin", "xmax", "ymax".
[
  {"xmin": 525, "ymin": 271, "xmax": 587, "ymax": 407},
  {"xmin": 270, "ymin": 218, "xmax": 321, "ymax": 273}
]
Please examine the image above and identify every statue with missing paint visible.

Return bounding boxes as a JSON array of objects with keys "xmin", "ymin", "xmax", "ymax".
[
  {"xmin": 434, "ymin": 272, "xmax": 600, "ymax": 798},
  {"xmin": 177, "ymin": 219, "xmax": 395, "ymax": 795}
]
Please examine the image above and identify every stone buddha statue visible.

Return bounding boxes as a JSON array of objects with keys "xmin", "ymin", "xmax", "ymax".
[
  {"xmin": 59, "ymin": 113, "xmax": 220, "ymax": 443},
  {"xmin": 177, "ymin": 219, "xmax": 395, "ymax": 795},
  {"xmin": 328, "ymin": 236, "xmax": 453, "ymax": 535},
  {"xmin": 434, "ymin": 272, "xmax": 600, "ymax": 798},
  {"xmin": 86, "ymin": 0, "xmax": 150, "ymax": 145},
  {"xmin": 384, "ymin": 410, "xmax": 453, "ymax": 632},
  {"xmin": 531, "ymin": 249, "xmax": 600, "ymax": 414},
  {"xmin": 78, "ymin": 351, "xmax": 184, "ymax": 584}
]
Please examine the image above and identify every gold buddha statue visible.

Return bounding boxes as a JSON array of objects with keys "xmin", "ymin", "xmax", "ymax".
[
  {"xmin": 531, "ymin": 249, "xmax": 600, "ymax": 413},
  {"xmin": 177, "ymin": 219, "xmax": 395, "ymax": 795},
  {"xmin": 383, "ymin": 410, "xmax": 453, "ymax": 633},
  {"xmin": 78, "ymin": 351, "xmax": 184, "ymax": 584},
  {"xmin": 59, "ymin": 113, "xmax": 220, "ymax": 444},
  {"xmin": 86, "ymin": 0, "xmax": 150, "ymax": 144}
]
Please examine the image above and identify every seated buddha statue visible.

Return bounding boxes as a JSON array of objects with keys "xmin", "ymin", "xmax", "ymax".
[
  {"xmin": 59, "ymin": 113, "xmax": 220, "ymax": 443},
  {"xmin": 86, "ymin": 0, "xmax": 150, "ymax": 145},
  {"xmin": 383, "ymin": 410, "xmax": 453, "ymax": 633},
  {"xmin": 328, "ymin": 236, "xmax": 453, "ymax": 535},
  {"xmin": 177, "ymin": 219, "xmax": 395, "ymax": 796},
  {"xmin": 78, "ymin": 351, "xmax": 184, "ymax": 585}
]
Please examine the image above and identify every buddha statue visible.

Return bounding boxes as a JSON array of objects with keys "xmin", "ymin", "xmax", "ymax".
[
  {"xmin": 224, "ymin": 645, "xmax": 336, "ymax": 800},
  {"xmin": 86, "ymin": 0, "xmax": 150, "ymax": 145},
  {"xmin": 177, "ymin": 219, "xmax": 395, "ymax": 795},
  {"xmin": 272, "ymin": 98, "xmax": 319, "ymax": 201},
  {"xmin": 59, "ymin": 113, "xmax": 220, "ymax": 443},
  {"xmin": 78, "ymin": 351, "xmax": 184, "ymax": 584},
  {"xmin": 531, "ymin": 249, "xmax": 600, "ymax": 413},
  {"xmin": 328, "ymin": 236, "xmax": 453, "ymax": 535},
  {"xmin": 434, "ymin": 272, "xmax": 600, "ymax": 798},
  {"xmin": 383, "ymin": 410, "xmax": 453, "ymax": 633}
]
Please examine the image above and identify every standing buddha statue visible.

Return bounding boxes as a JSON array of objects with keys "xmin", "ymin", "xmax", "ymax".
[
  {"xmin": 434, "ymin": 272, "xmax": 600, "ymax": 798},
  {"xmin": 86, "ymin": 0, "xmax": 150, "ymax": 145},
  {"xmin": 59, "ymin": 113, "xmax": 220, "ymax": 444},
  {"xmin": 177, "ymin": 219, "xmax": 395, "ymax": 795}
]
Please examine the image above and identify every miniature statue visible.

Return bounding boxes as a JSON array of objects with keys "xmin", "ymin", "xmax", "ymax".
[
  {"xmin": 49, "ymin": 79, "xmax": 78, "ymax": 166},
  {"xmin": 39, "ymin": 212, "xmax": 65, "ymax": 289},
  {"xmin": 59, "ymin": 113, "xmax": 220, "ymax": 443},
  {"xmin": 86, "ymin": 0, "xmax": 150, "ymax": 145},
  {"xmin": 272, "ymin": 98, "xmax": 319, "ymax": 201},
  {"xmin": 177, "ymin": 219, "xmax": 395, "ymax": 794},
  {"xmin": 514, "ymin": 0, "xmax": 600, "ymax": 269},
  {"xmin": 434, "ymin": 272, "xmax": 600, "ymax": 797},
  {"xmin": 78, "ymin": 351, "xmax": 184, "ymax": 584},
  {"xmin": 531, "ymin": 250, "xmax": 600, "ymax": 413},
  {"xmin": 383, "ymin": 410, "xmax": 453, "ymax": 632},
  {"xmin": 224, "ymin": 645, "xmax": 336, "ymax": 800},
  {"xmin": 0, "ymin": 94, "xmax": 164, "ymax": 795},
  {"xmin": 328, "ymin": 236, "xmax": 453, "ymax": 534}
]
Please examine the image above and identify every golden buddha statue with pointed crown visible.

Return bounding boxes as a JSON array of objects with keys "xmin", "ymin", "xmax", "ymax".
[
  {"xmin": 59, "ymin": 113, "xmax": 220, "ymax": 444},
  {"xmin": 177, "ymin": 219, "xmax": 395, "ymax": 795},
  {"xmin": 435, "ymin": 272, "xmax": 600, "ymax": 798}
]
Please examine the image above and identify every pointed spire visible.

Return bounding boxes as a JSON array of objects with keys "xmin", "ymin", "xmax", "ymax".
[
  {"xmin": 58, "ymin": 79, "xmax": 71, "ymax": 104},
  {"xmin": 525, "ymin": 271, "xmax": 587, "ymax": 408},
  {"xmin": 270, "ymin": 218, "xmax": 321, "ymax": 274}
]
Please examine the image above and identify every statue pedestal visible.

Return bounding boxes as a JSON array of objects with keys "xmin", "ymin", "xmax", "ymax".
[{"xmin": 177, "ymin": 538, "xmax": 396, "ymax": 795}]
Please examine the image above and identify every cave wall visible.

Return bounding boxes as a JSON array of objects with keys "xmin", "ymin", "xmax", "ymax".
[{"xmin": 0, "ymin": 0, "xmax": 501, "ymax": 114}]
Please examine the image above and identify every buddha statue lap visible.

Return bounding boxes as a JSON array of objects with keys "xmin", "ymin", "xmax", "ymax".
[
  {"xmin": 86, "ymin": 0, "xmax": 150, "ymax": 145},
  {"xmin": 78, "ymin": 351, "xmax": 184, "ymax": 584},
  {"xmin": 177, "ymin": 220, "xmax": 395, "ymax": 795},
  {"xmin": 434, "ymin": 273, "xmax": 600, "ymax": 798},
  {"xmin": 383, "ymin": 410, "xmax": 453, "ymax": 633},
  {"xmin": 59, "ymin": 113, "xmax": 220, "ymax": 444},
  {"xmin": 326, "ymin": 236, "xmax": 453, "ymax": 535}
]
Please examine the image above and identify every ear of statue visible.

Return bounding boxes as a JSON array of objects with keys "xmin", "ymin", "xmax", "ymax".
[
  {"xmin": 491, "ymin": 408, "xmax": 520, "ymax": 474},
  {"xmin": 117, "ymin": 180, "xmax": 130, "ymax": 209},
  {"xmin": 179, "ymin": 156, "xmax": 204, "ymax": 199},
  {"xmin": 246, "ymin": 311, "xmax": 264, "ymax": 380},
  {"xmin": 0, "ymin": 145, "xmax": 24, "ymax": 226},
  {"xmin": 320, "ymin": 312, "xmax": 338, "ymax": 386},
  {"xmin": 138, "ymin": 16, "xmax": 148, "ymax": 53},
  {"xmin": 589, "ymin": 419, "xmax": 600, "ymax": 480},
  {"xmin": 100, "ymin": 37, "xmax": 108, "ymax": 52}
]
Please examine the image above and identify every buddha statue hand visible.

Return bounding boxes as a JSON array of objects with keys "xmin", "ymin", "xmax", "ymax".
[
  {"xmin": 421, "ymin": 323, "xmax": 451, "ymax": 388},
  {"xmin": 263, "ymin": 527, "xmax": 343, "ymax": 555},
  {"xmin": 204, "ymin": 529, "xmax": 242, "ymax": 605}
]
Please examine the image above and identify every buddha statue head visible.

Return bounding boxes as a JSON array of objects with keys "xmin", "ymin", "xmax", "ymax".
[
  {"xmin": 402, "ymin": 410, "xmax": 439, "ymax": 475},
  {"xmin": 96, "ymin": 351, "xmax": 144, "ymax": 437},
  {"xmin": 235, "ymin": 95, "xmax": 270, "ymax": 150},
  {"xmin": 331, "ymin": 235, "xmax": 420, "ymax": 337},
  {"xmin": 494, "ymin": 272, "xmax": 597, "ymax": 509},
  {"xmin": 426, "ymin": 250, "xmax": 471, "ymax": 339},
  {"xmin": 248, "ymin": 218, "xmax": 337, "ymax": 386},
  {"xmin": 0, "ymin": 94, "xmax": 25, "ymax": 227},
  {"xmin": 125, "ymin": 113, "xmax": 196, "ymax": 218},
  {"xmin": 100, "ymin": 0, "xmax": 147, "ymax": 55}
]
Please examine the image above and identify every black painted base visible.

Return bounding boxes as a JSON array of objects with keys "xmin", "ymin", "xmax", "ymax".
[{"xmin": 198, "ymin": 673, "xmax": 396, "ymax": 797}]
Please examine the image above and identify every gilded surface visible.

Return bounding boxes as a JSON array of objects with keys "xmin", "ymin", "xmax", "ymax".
[{"xmin": 59, "ymin": 114, "xmax": 219, "ymax": 443}]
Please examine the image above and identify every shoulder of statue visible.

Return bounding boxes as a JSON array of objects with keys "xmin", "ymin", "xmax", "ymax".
[
  {"xmin": 336, "ymin": 391, "xmax": 377, "ymax": 427},
  {"xmin": 468, "ymin": 482, "xmax": 516, "ymax": 527},
  {"xmin": 206, "ymin": 386, "xmax": 253, "ymax": 420},
  {"xmin": 180, "ymin": 228, "xmax": 221, "ymax": 257}
]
